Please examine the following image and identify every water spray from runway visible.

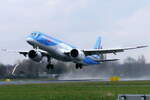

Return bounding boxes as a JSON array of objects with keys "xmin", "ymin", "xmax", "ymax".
[
  {"xmin": 58, "ymin": 63, "xmax": 112, "ymax": 80},
  {"xmin": 58, "ymin": 56, "xmax": 150, "ymax": 81}
]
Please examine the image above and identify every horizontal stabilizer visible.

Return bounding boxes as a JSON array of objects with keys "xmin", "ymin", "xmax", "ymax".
[{"xmin": 95, "ymin": 59, "xmax": 120, "ymax": 62}]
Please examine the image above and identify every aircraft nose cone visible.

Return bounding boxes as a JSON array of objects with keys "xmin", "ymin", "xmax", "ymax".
[{"xmin": 26, "ymin": 37, "xmax": 34, "ymax": 45}]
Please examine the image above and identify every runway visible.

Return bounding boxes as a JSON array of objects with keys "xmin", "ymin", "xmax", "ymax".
[
  {"xmin": 0, "ymin": 79, "xmax": 105, "ymax": 85},
  {"xmin": 0, "ymin": 78, "xmax": 149, "ymax": 85}
]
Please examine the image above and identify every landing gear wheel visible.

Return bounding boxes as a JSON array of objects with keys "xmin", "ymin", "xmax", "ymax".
[
  {"xmin": 46, "ymin": 64, "xmax": 54, "ymax": 70},
  {"xmin": 76, "ymin": 64, "xmax": 83, "ymax": 69},
  {"xmin": 76, "ymin": 66, "xmax": 79, "ymax": 69},
  {"xmin": 79, "ymin": 66, "xmax": 83, "ymax": 69}
]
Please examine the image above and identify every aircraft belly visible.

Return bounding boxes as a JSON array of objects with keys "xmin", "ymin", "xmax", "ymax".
[
  {"xmin": 82, "ymin": 56, "xmax": 100, "ymax": 65},
  {"xmin": 40, "ymin": 45, "xmax": 100, "ymax": 64},
  {"xmin": 35, "ymin": 41, "xmax": 72, "ymax": 61}
]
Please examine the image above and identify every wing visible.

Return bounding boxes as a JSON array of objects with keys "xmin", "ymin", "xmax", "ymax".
[
  {"xmin": 1, "ymin": 49, "xmax": 28, "ymax": 56},
  {"xmin": 1, "ymin": 49, "xmax": 50, "ymax": 57},
  {"xmin": 83, "ymin": 45, "xmax": 148, "ymax": 56}
]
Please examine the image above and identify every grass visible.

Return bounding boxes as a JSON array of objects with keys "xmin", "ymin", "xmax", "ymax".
[{"xmin": 0, "ymin": 81, "xmax": 150, "ymax": 100}]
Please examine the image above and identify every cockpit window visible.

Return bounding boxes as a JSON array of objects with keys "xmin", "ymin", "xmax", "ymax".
[
  {"xmin": 31, "ymin": 33, "xmax": 36, "ymax": 36},
  {"xmin": 31, "ymin": 32, "xmax": 40, "ymax": 38}
]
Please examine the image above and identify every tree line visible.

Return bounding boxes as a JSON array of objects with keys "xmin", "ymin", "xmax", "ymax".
[{"xmin": 0, "ymin": 55, "xmax": 149, "ymax": 79}]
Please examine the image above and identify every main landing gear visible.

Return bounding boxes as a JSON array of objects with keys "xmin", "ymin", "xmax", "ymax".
[
  {"xmin": 76, "ymin": 63, "xmax": 83, "ymax": 69},
  {"xmin": 45, "ymin": 57, "xmax": 83, "ymax": 70}
]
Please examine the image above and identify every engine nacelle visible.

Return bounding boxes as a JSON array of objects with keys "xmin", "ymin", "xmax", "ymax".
[
  {"xmin": 70, "ymin": 49, "xmax": 85, "ymax": 61},
  {"xmin": 28, "ymin": 50, "xmax": 42, "ymax": 62}
]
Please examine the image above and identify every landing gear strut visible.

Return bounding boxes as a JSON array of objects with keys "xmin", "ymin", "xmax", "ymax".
[
  {"xmin": 76, "ymin": 64, "xmax": 83, "ymax": 69},
  {"xmin": 46, "ymin": 57, "xmax": 54, "ymax": 70},
  {"xmin": 46, "ymin": 64, "xmax": 54, "ymax": 70}
]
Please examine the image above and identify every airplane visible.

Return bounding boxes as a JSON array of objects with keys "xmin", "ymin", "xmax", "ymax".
[{"xmin": 3, "ymin": 32, "xmax": 148, "ymax": 70}]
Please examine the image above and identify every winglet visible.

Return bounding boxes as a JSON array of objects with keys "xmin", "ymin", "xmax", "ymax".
[{"xmin": 136, "ymin": 45, "xmax": 148, "ymax": 48}]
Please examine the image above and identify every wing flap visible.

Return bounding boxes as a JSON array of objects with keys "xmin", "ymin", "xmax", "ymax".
[{"xmin": 83, "ymin": 48, "xmax": 124, "ymax": 55}]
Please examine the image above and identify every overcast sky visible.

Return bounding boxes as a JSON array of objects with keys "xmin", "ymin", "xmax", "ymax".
[{"xmin": 0, "ymin": 0, "xmax": 150, "ymax": 64}]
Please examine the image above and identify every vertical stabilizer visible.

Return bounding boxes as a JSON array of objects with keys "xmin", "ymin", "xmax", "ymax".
[{"xmin": 94, "ymin": 37, "xmax": 102, "ymax": 49}]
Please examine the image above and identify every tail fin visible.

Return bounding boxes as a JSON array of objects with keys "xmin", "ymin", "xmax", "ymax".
[
  {"xmin": 94, "ymin": 36, "xmax": 102, "ymax": 49},
  {"xmin": 93, "ymin": 37, "xmax": 106, "ymax": 60}
]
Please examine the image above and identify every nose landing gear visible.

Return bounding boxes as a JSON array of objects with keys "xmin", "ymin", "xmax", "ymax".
[
  {"xmin": 46, "ymin": 57, "xmax": 54, "ymax": 70},
  {"xmin": 46, "ymin": 64, "xmax": 54, "ymax": 70}
]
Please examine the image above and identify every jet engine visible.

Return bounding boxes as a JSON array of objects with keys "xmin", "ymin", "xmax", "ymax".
[
  {"xmin": 70, "ymin": 49, "xmax": 85, "ymax": 61},
  {"xmin": 28, "ymin": 50, "xmax": 42, "ymax": 62}
]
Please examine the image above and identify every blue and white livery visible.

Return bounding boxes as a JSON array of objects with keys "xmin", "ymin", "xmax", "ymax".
[{"xmin": 15, "ymin": 32, "xmax": 148, "ymax": 69}]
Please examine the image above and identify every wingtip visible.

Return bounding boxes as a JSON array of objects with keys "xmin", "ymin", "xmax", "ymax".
[{"xmin": 137, "ymin": 45, "xmax": 148, "ymax": 48}]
